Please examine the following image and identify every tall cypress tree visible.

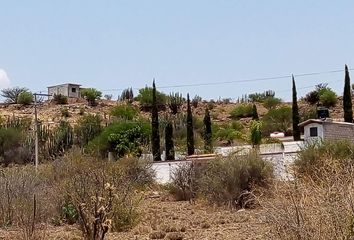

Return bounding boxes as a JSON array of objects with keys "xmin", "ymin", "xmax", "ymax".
[
  {"xmin": 343, "ymin": 64, "xmax": 353, "ymax": 123},
  {"xmin": 203, "ymin": 107, "xmax": 213, "ymax": 153},
  {"xmin": 186, "ymin": 94, "xmax": 195, "ymax": 155},
  {"xmin": 151, "ymin": 80, "xmax": 161, "ymax": 161},
  {"xmin": 165, "ymin": 121, "xmax": 175, "ymax": 160},
  {"xmin": 292, "ymin": 75, "xmax": 301, "ymax": 141},
  {"xmin": 252, "ymin": 104, "xmax": 259, "ymax": 120}
]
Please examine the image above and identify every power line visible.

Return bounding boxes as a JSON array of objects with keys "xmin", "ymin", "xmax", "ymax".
[{"xmin": 99, "ymin": 67, "xmax": 352, "ymax": 92}]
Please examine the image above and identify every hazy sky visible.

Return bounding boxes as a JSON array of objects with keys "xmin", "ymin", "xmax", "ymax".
[{"xmin": 1, "ymin": 1, "xmax": 354, "ymax": 101}]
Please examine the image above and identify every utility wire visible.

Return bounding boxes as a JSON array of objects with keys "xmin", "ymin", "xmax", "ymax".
[
  {"xmin": 34, "ymin": 67, "xmax": 352, "ymax": 94},
  {"xmin": 99, "ymin": 68, "xmax": 353, "ymax": 92}
]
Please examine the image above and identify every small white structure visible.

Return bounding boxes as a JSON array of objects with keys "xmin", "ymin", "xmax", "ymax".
[
  {"xmin": 47, "ymin": 83, "xmax": 81, "ymax": 99},
  {"xmin": 299, "ymin": 118, "xmax": 354, "ymax": 143}
]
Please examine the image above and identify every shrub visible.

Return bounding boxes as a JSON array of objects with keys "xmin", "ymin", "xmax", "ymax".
[
  {"xmin": 319, "ymin": 88, "xmax": 337, "ymax": 107},
  {"xmin": 214, "ymin": 121, "xmax": 245, "ymax": 143},
  {"xmin": 110, "ymin": 104, "xmax": 139, "ymax": 121},
  {"xmin": 304, "ymin": 83, "xmax": 337, "ymax": 107},
  {"xmin": 249, "ymin": 90, "xmax": 275, "ymax": 103},
  {"xmin": 266, "ymin": 141, "xmax": 354, "ymax": 239},
  {"xmin": 250, "ymin": 121, "xmax": 262, "ymax": 147},
  {"xmin": 87, "ymin": 121, "xmax": 150, "ymax": 158},
  {"xmin": 170, "ymin": 162, "xmax": 205, "ymax": 201},
  {"xmin": 261, "ymin": 106, "xmax": 292, "ymax": 136},
  {"xmin": 59, "ymin": 151, "xmax": 153, "ymax": 237},
  {"xmin": 304, "ymin": 90, "xmax": 319, "ymax": 105},
  {"xmin": 17, "ymin": 91, "xmax": 33, "ymax": 105},
  {"xmin": 262, "ymin": 97, "xmax": 281, "ymax": 110},
  {"xmin": 300, "ymin": 106, "xmax": 317, "ymax": 122},
  {"xmin": 75, "ymin": 114, "xmax": 102, "ymax": 147},
  {"xmin": 170, "ymin": 152, "xmax": 273, "ymax": 208},
  {"xmin": 81, "ymin": 88, "xmax": 102, "ymax": 106},
  {"xmin": 230, "ymin": 104, "xmax": 253, "ymax": 119},
  {"xmin": 1, "ymin": 87, "xmax": 28, "ymax": 104},
  {"xmin": 53, "ymin": 94, "xmax": 68, "ymax": 105},
  {"xmin": 0, "ymin": 128, "xmax": 32, "ymax": 166},
  {"xmin": 136, "ymin": 86, "xmax": 166, "ymax": 111},
  {"xmin": 294, "ymin": 140, "xmax": 354, "ymax": 181},
  {"xmin": 60, "ymin": 107, "xmax": 70, "ymax": 118},
  {"xmin": 198, "ymin": 152, "xmax": 273, "ymax": 207}
]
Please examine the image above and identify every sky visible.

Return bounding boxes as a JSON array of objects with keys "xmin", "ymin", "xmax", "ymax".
[{"xmin": 1, "ymin": 0, "xmax": 354, "ymax": 101}]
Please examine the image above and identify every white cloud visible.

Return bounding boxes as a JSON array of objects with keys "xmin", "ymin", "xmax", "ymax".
[{"xmin": 0, "ymin": 69, "xmax": 11, "ymax": 89}]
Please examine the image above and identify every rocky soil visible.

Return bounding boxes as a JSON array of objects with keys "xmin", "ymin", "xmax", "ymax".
[{"xmin": 0, "ymin": 195, "xmax": 273, "ymax": 240}]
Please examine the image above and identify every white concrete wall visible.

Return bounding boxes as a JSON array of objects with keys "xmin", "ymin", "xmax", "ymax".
[
  {"xmin": 152, "ymin": 142, "xmax": 303, "ymax": 184},
  {"xmin": 304, "ymin": 123, "xmax": 323, "ymax": 143},
  {"xmin": 48, "ymin": 84, "xmax": 80, "ymax": 99}
]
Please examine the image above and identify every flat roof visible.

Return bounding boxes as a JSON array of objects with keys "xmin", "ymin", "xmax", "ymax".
[
  {"xmin": 299, "ymin": 118, "xmax": 354, "ymax": 127},
  {"xmin": 47, "ymin": 83, "xmax": 82, "ymax": 88}
]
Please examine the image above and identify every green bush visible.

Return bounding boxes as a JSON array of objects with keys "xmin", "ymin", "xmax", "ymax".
[
  {"xmin": 17, "ymin": 91, "xmax": 33, "ymax": 105},
  {"xmin": 215, "ymin": 126, "xmax": 245, "ymax": 145},
  {"xmin": 110, "ymin": 104, "xmax": 139, "ymax": 121},
  {"xmin": 319, "ymin": 88, "xmax": 337, "ymax": 107},
  {"xmin": 87, "ymin": 121, "xmax": 151, "ymax": 158},
  {"xmin": 136, "ymin": 86, "xmax": 166, "ymax": 111},
  {"xmin": 81, "ymin": 88, "xmax": 102, "ymax": 106},
  {"xmin": 261, "ymin": 106, "xmax": 292, "ymax": 136},
  {"xmin": 0, "ymin": 87, "xmax": 28, "ymax": 104},
  {"xmin": 249, "ymin": 90, "xmax": 275, "ymax": 103},
  {"xmin": 230, "ymin": 104, "xmax": 253, "ymax": 119},
  {"xmin": 304, "ymin": 84, "xmax": 337, "ymax": 107},
  {"xmin": 53, "ymin": 94, "xmax": 68, "ymax": 105},
  {"xmin": 262, "ymin": 97, "xmax": 282, "ymax": 110},
  {"xmin": 0, "ymin": 128, "xmax": 31, "ymax": 166}
]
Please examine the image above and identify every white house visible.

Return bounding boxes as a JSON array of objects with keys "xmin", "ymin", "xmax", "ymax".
[
  {"xmin": 299, "ymin": 118, "xmax": 354, "ymax": 143},
  {"xmin": 47, "ymin": 83, "xmax": 81, "ymax": 99}
]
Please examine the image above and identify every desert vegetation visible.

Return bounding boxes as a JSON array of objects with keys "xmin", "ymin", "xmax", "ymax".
[{"xmin": 1, "ymin": 65, "xmax": 354, "ymax": 239}]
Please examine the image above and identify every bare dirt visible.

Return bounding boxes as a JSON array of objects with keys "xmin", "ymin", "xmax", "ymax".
[{"xmin": 0, "ymin": 196, "xmax": 273, "ymax": 240}]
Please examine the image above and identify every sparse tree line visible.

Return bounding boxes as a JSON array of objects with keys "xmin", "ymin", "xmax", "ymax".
[{"xmin": 0, "ymin": 65, "xmax": 352, "ymax": 162}]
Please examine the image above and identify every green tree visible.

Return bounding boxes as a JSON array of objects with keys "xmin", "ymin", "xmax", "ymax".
[
  {"xmin": 250, "ymin": 120, "xmax": 262, "ymax": 148},
  {"xmin": 186, "ymin": 94, "xmax": 195, "ymax": 155},
  {"xmin": 262, "ymin": 96, "xmax": 281, "ymax": 110},
  {"xmin": 343, "ymin": 64, "xmax": 353, "ymax": 122},
  {"xmin": 81, "ymin": 88, "xmax": 102, "ymax": 106},
  {"xmin": 165, "ymin": 121, "xmax": 175, "ymax": 160},
  {"xmin": 203, "ymin": 107, "xmax": 213, "ymax": 153},
  {"xmin": 319, "ymin": 88, "xmax": 337, "ymax": 108},
  {"xmin": 292, "ymin": 76, "xmax": 301, "ymax": 141},
  {"xmin": 17, "ymin": 91, "xmax": 33, "ymax": 105},
  {"xmin": 136, "ymin": 86, "xmax": 166, "ymax": 111},
  {"xmin": 252, "ymin": 104, "xmax": 259, "ymax": 120},
  {"xmin": 151, "ymin": 80, "xmax": 161, "ymax": 161},
  {"xmin": 261, "ymin": 106, "xmax": 292, "ymax": 136},
  {"xmin": 110, "ymin": 104, "xmax": 138, "ymax": 121},
  {"xmin": 1, "ymin": 87, "xmax": 28, "ymax": 104}
]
